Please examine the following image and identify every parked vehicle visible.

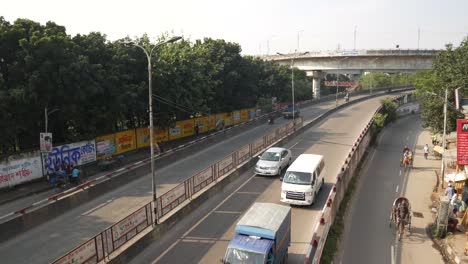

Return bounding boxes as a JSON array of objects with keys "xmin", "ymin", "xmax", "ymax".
[
  {"xmin": 255, "ymin": 147, "xmax": 292, "ymax": 177},
  {"xmin": 280, "ymin": 154, "xmax": 325, "ymax": 205},
  {"xmin": 222, "ymin": 202, "xmax": 291, "ymax": 264},
  {"xmin": 282, "ymin": 104, "xmax": 300, "ymax": 119}
]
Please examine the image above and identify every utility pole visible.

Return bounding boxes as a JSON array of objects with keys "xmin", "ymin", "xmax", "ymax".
[
  {"xmin": 441, "ymin": 88, "xmax": 448, "ymax": 186},
  {"xmin": 417, "ymin": 27, "xmax": 421, "ymax": 50},
  {"xmin": 354, "ymin": 26, "xmax": 357, "ymax": 50}
]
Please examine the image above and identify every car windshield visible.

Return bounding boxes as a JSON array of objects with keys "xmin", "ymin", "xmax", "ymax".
[
  {"xmin": 283, "ymin": 171, "xmax": 311, "ymax": 185},
  {"xmin": 224, "ymin": 248, "xmax": 265, "ymax": 264},
  {"xmin": 260, "ymin": 152, "xmax": 280, "ymax": 161}
]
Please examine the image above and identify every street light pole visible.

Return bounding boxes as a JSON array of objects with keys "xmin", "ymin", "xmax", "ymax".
[
  {"xmin": 125, "ymin": 37, "xmax": 182, "ymax": 221},
  {"xmin": 442, "ymin": 88, "xmax": 448, "ymax": 184},
  {"xmin": 277, "ymin": 51, "xmax": 309, "ymax": 125},
  {"xmin": 44, "ymin": 107, "xmax": 59, "ymax": 133}
]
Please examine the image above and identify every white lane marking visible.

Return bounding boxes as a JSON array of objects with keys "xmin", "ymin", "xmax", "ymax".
[
  {"xmin": 115, "ymin": 168, "xmax": 125, "ymax": 172},
  {"xmin": 81, "ymin": 199, "xmax": 113, "ymax": 216},
  {"xmin": 152, "ymin": 173, "xmax": 258, "ymax": 264},
  {"xmin": 391, "ymin": 245, "xmax": 395, "ymax": 264},
  {"xmin": 399, "ymin": 170, "xmax": 402, "ymax": 176},
  {"xmin": 236, "ymin": 191, "xmax": 261, "ymax": 195},
  {"xmin": 396, "ymin": 185, "xmax": 399, "ymax": 193},
  {"xmin": 290, "ymin": 141, "xmax": 300, "ymax": 149},
  {"xmin": 214, "ymin": 211, "xmax": 242, "ymax": 214}
]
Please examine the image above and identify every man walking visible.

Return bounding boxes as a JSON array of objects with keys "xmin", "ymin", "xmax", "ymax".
[
  {"xmin": 423, "ymin": 144, "xmax": 429, "ymax": 159},
  {"xmin": 446, "ymin": 183, "xmax": 455, "ymax": 199}
]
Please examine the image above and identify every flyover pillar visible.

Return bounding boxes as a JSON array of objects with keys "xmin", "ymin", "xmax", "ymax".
[{"xmin": 307, "ymin": 71, "xmax": 325, "ymax": 99}]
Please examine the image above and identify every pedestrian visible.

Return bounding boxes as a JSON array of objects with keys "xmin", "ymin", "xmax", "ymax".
[
  {"xmin": 448, "ymin": 208, "xmax": 460, "ymax": 233},
  {"xmin": 423, "ymin": 144, "xmax": 429, "ymax": 159},
  {"xmin": 194, "ymin": 123, "xmax": 199, "ymax": 137},
  {"xmin": 446, "ymin": 183, "xmax": 455, "ymax": 199},
  {"xmin": 451, "ymin": 189, "xmax": 460, "ymax": 210},
  {"xmin": 463, "ymin": 180, "xmax": 468, "ymax": 205},
  {"xmin": 71, "ymin": 166, "xmax": 80, "ymax": 184}
]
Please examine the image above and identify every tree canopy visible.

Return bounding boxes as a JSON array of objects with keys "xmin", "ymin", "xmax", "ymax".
[
  {"xmin": 0, "ymin": 17, "xmax": 311, "ymax": 154},
  {"xmin": 413, "ymin": 37, "xmax": 468, "ymax": 133}
]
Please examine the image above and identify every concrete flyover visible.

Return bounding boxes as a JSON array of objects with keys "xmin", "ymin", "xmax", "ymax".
[{"xmin": 265, "ymin": 49, "xmax": 440, "ymax": 99}]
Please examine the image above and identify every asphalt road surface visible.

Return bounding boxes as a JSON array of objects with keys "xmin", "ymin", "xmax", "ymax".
[
  {"xmin": 339, "ymin": 115, "xmax": 444, "ymax": 264},
  {"xmin": 128, "ymin": 95, "xmax": 397, "ymax": 264},
  {"xmin": 0, "ymin": 93, "xmax": 382, "ymax": 263}
]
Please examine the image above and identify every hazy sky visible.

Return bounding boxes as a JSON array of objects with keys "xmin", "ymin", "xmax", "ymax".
[{"xmin": 2, "ymin": 0, "xmax": 468, "ymax": 55}]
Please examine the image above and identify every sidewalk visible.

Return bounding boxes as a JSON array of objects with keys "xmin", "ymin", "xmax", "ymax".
[{"xmin": 400, "ymin": 127, "xmax": 444, "ymax": 263}]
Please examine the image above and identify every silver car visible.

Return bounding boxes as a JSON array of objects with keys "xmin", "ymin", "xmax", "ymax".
[{"xmin": 255, "ymin": 147, "xmax": 292, "ymax": 176}]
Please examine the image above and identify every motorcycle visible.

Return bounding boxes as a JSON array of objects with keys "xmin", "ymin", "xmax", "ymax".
[{"xmin": 268, "ymin": 116, "xmax": 275, "ymax": 125}]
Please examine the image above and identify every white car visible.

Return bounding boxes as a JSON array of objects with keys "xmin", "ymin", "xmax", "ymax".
[{"xmin": 255, "ymin": 147, "xmax": 292, "ymax": 177}]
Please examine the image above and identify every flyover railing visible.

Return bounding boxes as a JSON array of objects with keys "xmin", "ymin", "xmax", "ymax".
[
  {"xmin": 52, "ymin": 117, "xmax": 304, "ymax": 264},
  {"xmin": 304, "ymin": 94, "xmax": 408, "ymax": 263}
]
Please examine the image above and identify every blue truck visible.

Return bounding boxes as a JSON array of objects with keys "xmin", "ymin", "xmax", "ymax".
[
  {"xmin": 282, "ymin": 104, "xmax": 300, "ymax": 119},
  {"xmin": 222, "ymin": 203, "xmax": 291, "ymax": 264}
]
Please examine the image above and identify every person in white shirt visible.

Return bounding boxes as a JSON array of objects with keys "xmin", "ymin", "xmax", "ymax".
[{"xmin": 423, "ymin": 144, "xmax": 429, "ymax": 159}]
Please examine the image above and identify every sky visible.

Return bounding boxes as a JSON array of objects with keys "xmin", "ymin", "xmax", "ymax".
[{"xmin": 2, "ymin": 0, "xmax": 468, "ymax": 55}]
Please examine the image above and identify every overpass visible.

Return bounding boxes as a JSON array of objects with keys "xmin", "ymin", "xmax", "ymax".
[{"xmin": 265, "ymin": 49, "xmax": 439, "ymax": 98}]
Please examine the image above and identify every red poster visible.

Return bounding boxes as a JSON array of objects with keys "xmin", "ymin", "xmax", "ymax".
[{"xmin": 457, "ymin": 119, "xmax": 468, "ymax": 165}]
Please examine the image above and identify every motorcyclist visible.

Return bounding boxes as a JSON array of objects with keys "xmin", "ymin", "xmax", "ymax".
[
  {"xmin": 268, "ymin": 113, "xmax": 275, "ymax": 124},
  {"xmin": 403, "ymin": 145, "xmax": 410, "ymax": 154}
]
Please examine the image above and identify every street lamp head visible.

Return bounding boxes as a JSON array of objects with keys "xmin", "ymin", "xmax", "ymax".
[{"xmin": 167, "ymin": 36, "xmax": 182, "ymax": 44}]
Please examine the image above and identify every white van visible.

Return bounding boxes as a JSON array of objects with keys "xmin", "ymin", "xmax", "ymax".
[{"xmin": 280, "ymin": 154, "xmax": 325, "ymax": 205}]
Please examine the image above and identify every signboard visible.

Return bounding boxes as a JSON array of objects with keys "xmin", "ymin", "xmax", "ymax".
[
  {"xmin": 115, "ymin": 130, "xmax": 136, "ymax": 154},
  {"xmin": 53, "ymin": 239, "xmax": 97, "ymax": 264},
  {"xmin": 42, "ymin": 140, "xmax": 96, "ymax": 174},
  {"xmin": 0, "ymin": 155, "xmax": 43, "ymax": 189},
  {"xmin": 112, "ymin": 206, "xmax": 148, "ymax": 241},
  {"xmin": 40, "ymin": 132, "xmax": 53, "ymax": 152},
  {"xmin": 96, "ymin": 134, "xmax": 116, "ymax": 159},
  {"xmin": 457, "ymin": 119, "xmax": 468, "ymax": 165}
]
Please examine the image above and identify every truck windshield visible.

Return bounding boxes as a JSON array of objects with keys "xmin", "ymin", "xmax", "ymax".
[
  {"xmin": 225, "ymin": 248, "xmax": 265, "ymax": 264},
  {"xmin": 283, "ymin": 171, "xmax": 311, "ymax": 185},
  {"xmin": 260, "ymin": 152, "xmax": 280, "ymax": 161}
]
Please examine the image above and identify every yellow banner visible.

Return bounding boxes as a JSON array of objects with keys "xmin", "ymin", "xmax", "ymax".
[
  {"xmin": 240, "ymin": 109, "xmax": 249, "ymax": 122},
  {"xmin": 169, "ymin": 124, "xmax": 183, "ymax": 140},
  {"xmin": 208, "ymin": 115, "xmax": 217, "ymax": 131},
  {"xmin": 136, "ymin": 127, "xmax": 151, "ymax": 149},
  {"xmin": 115, "ymin": 129, "xmax": 136, "ymax": 154},
  {"xmin": 232, "ymin": 111, "xmax": 241, "ymax": 124},
  {"xmin": 194, "ymin": 117, "xmax": 209, "ymax": 133},
  {"xmin": 95, "ymin": 134, "xmax": 116, "ymax": 159},
  {"xmin": 224, "ymin": 112, "xmax": 233, "ymax": 126},
  {"xmin": 180, "ymin": 119, "xmax": 195, "ymax": 137},
  {"xmin": 155, "ymin": 127, "xmax": 168, "ymax": 142}
]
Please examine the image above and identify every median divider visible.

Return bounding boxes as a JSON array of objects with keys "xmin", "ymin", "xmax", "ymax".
[{"xmin": 303, "ymin": 94, "xmax": 409, "ymax": 264}]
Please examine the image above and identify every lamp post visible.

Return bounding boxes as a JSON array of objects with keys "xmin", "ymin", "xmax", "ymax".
[
  {"xmin": 44, "ymin": 107, "xmax": 59, "ymax": 133},
  {"xmin": 335, "ymin": 57, "xmax": 349, "ymax": 106},
  {"xmin": 277, "ymin": 51, "xmax": 309, "ymax": 124},
  {"xmin": 124, "ymin": 36, "xmax": 182, "ymax": 219},
  {"xmin": 427, "ymin": 89, "xmax": 448, "ymax": 187}
]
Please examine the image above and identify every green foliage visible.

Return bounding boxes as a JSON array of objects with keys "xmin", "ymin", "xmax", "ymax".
[
  {"xmin": 0, "ymin": 17, "xmax": 311, "ymax": 154},
  {"xmin": 373, "ymin": 113, "xmax": 387, "ymax": 129},
  {"xmin": 360, "ymin": 72, "xmax": 414, "ymax": 90},
  {"xmin": 414, "ymin": 37, "xmax": 468, "ymax": 133},
  {"xmin": 380, "ymin": 98, "xmax": 398, "ymax": 124}
]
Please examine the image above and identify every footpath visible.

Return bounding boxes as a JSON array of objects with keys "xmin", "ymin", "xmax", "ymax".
[{"xmin": 403, "ymin": 125, "xmax": 468, "ymax": 263}]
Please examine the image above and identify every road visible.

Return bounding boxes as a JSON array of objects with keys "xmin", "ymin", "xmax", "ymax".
[
  {"xmin": 339, "ymin": 115, "xmax": 444, "ymax": 264},
  {"xmin": 0, "ymin": 93, "xmax": 380, "ymax": 263},
  {"xmin": 127, "ymin": 95, "xmax": 394, "ymax": 264}
]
